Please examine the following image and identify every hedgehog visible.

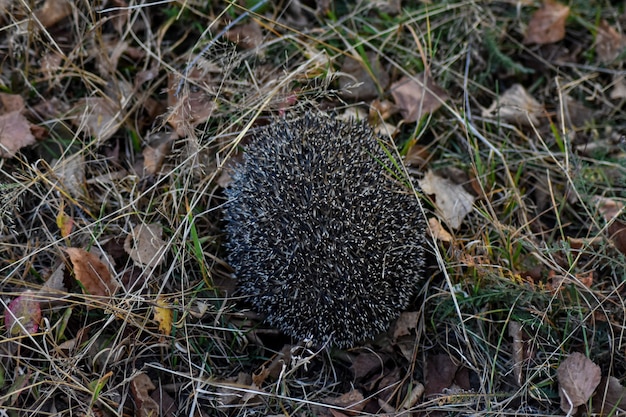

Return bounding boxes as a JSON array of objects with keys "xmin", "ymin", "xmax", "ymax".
[{"xmin": 224, "ymin": 115, "xmax": 426, "ymax": 348}]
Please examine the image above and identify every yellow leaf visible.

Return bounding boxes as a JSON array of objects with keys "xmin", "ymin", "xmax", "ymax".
[{"xmin": 154, "ymin": 297, "xmax": 172, "ymax": 336}]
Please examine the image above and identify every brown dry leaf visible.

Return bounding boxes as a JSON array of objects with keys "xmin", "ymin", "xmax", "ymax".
[
  {"xmin": 52, "ymin": 153, "xmax": 86, "ymax": 199},
  {"xmin": 593, "ymin": 377, "xmax": 626, "ymax": 415},
  {"xmin": 392, "ymin": 311, "xmax": 419, "ymax": 339},
  {"xmin": 70, "ymin": 97, "xmax": 121, "ymax": 143},
  {"xmin": 338, "ymin": 52, "xmax": 390, "ymax": 101},
  {"xmin": 428, "ymin": 217, "xmax": 453, "ymax": 243},
  {"xmin": 482, "ymin": 84, "xmax": 544, "ymax": 126},
  {"xmin": 594, "ymin": 195, "xmax": 624, "ymax": 222},
  {"xmin": 0, "ymin": 112, "xmax": 37, "ymax": 158},
  {"xmin": 557, "ymin": 96, "xmax": 594, "ymax": 130},
  {"xmin": 65, "ymin": 248, "xmax": 118, "ymax": 297},
  {"xmin": 326, "ymin": 389, "xmax": 365, "ymax": 414},
  {"xmin": 0, "ymin": 93, "xmax": 25, "ymax": 112},
  {"xmin": 154, "ymin": 296, "xmax": 172, "ymax": 336},
  {"xmin": 142, "ymin": 134, "xmax": 174, "ymax": 176},
  {"xmin": 226, "ymin": 21, "xmax": 264, "ymax": 50},
  {"xmin": 167, "ymin": 60, "xmax": 219, "ymax": 137},
  {"xmin": 608, "ymin": 219, "xmax": 626, "ymax": 256},
  {"xmin": 418, "ymin": 170, "xmax": 476, "ymax": 229},
  {"xmin": 34, "ymin": 0, "xmax": 72, "ymax": 28},
  {"xmin": 350, "ymin": 352, "xmax": 385, "ymax": 380},
  {"xmin": 424, "ymin": 354, "xmax": 458, "ymax": 398},
  {"xmin": 610, "ymin": 76, "xmax": 626, "ymax": 99},
  {"xmin": 369, "ymin": 99, "xmax": 396, "ymax": 122},
  {"xmin": 596, "ymin": 20, "xmax": 626, "ymax": 64},
  {"xmin": 130, "ymin": 373, "xmax": 160, "ymax": 417},
  {"xmin": 124, "ymin": 223, "xmax": 166, "ymax": 267},
  {"xmin": 576, "ymin": 271, "xmax": 593, "ymax": 288},
  {"xmin": 390, "ymin": 73, "xmax": 448, "ymax": 123},
  {"xmin": 218, "ymin": 372, "xmax": 253, "ymax": 406},
  {"xmin": 557, "ymin": 352, "xmax": 601, "ymax": 414},
  {"xmin": 523, "ymin": 0, "xmax": 570, "ymax": 45}
]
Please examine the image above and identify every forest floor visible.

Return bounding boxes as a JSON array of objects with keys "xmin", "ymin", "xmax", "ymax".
[{"xmin": 1, "ymin": 0, "xmax": 626, "ymax": 416}]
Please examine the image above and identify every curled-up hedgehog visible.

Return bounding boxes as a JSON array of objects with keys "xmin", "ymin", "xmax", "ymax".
[{"xmin": 224, "ymin": 115, "xmax": 426, "ymax": 348}]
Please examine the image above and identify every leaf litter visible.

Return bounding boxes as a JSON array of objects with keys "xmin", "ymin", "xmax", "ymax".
[{"xmin": 2, "ymin": 1, "xmax": 626, "ymax": 416}]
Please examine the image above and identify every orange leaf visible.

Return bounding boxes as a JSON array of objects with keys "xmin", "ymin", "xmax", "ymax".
[{"xmin": 65, "ymin": 248, "xmax": 117, "ymax": 297}]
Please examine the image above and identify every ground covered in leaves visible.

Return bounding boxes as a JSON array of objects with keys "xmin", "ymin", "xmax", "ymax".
[{"xmin": 1, "ymin": 0, "xmax": 626, "ymax": 416}]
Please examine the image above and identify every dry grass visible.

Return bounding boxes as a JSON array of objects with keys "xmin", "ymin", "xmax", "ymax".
[{"xmin": 0, "ymin": 0, "xmax": 625, "ymax": 415}]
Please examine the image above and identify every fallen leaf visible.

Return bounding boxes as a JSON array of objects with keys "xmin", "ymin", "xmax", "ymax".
[
  {"xmin": 557, "ymin": 352, "xmax": 601, "ymax": 414},
  {"xmin": 424, "ymin": 354, "xmax": 458, "ymax": 398},
  {"xmin": 0, "ymin": 112, "xmax": 37, "ymax": 158},
  {"xmin": 594, "ymin": 196, "xmax": 624, "ymax": 222},
  {"xmin": 167, "ymin": 59, "xmax": 219, "ymax": 137},
  {"xmin": 350, "ymin": 352, "xmax": 385, "ymax": 380},
  {"xmin": 218, "ymin": 372, "xmax": 253, "ymax": 406},
  {"xmin": 56, "ymin": 209, "xmax": 74, "ymax": 239},
  {"xmin": 0, "ymin": 93, "xmax": 25, "ymax": 112},
  {"xmin": 37, "ymin": 263, "xmax": 68, "ymax": 299},
  {"xmin": 151, "ymin": 387, "xmax": 177, "ymax": 417},
  {"xmin": 70, "ymin": 97, "xmax": 121, "ymax": 143},
  {"xmin": 595, "ymin": 20, "xmax": 626, "ymax": 64},
  {"xmin": 523, "ymin": 0, "xmax": 570, "ymax": 45},
  {"xmin": 225, "ymin": 21, "xmax": 264, "ymax": 50},
  {"xmin": 576, "ymin": 271, "xmax": 593, "ymax": 288},
  {"xmin": 392, "ymin": 311, "xmax": 419, "ymax": 339},
  {"xmin": 390, "ymin": 73, "xmax": 448, "ymax": 123},
  {"xmin": 124, "ymin": 223, "xmax": 166, "ymax": 267},
  {"xmin": 610, "ymin": 76, "xmax": 626, "ymax": 99},
  {"xmin": 65, "ymin": 248, "xmax": 118, "ymax": 297},
  {"xmin": 607, "ymin": 219, "xmax": 626, "ymax": 256},
  {"xmin": 338, "ymin": 52, "xmax": 390, "ymax": 101},
  {"xmin": 154, "ymin": 296, "xmax": 172, "ymax": 336},
  {"xmin": 142, "ymin": 134, "xmax": 174, "ymax": 176},
  {"xmin": 252, "ymin": 366, "xmax": 271, "ymax": 387},
  {"xmin": 593, "ymin": 377, "xmax": 626, "ymax": 415},
  {"xmin": 34, "ymin": 0, "xmax": 72, "ymax": 28},
  {"xmin": 418, "ymin": 170, "xmax": 476, "ymax": 229},
  {"xmin": 130, "ymin": 373, "xmax": 160, "ymax": 417},
  {"xmin": 326, "ymin": 389, "xmax": 365, "ymax": 414},
  {"xmin": 427, "ymin": 217, "xmax": 453, "ymax": 243},
  {"xmin": 557, "ymin": 96, "xmax": 594, "ymax": 130},
  {"xmin": 5, "ymin": 291, "xmax": 41, "ymax": 336},
  {"xmin": 51, "ymin": 153, "xmax": 86, "ymax": 199},
  {"xmin": 482, "ymin": 84, "xmax": 544, "ymax": 126}
]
